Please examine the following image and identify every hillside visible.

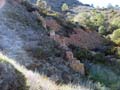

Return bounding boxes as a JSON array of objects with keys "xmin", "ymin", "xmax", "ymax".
[
  {"xmin": 29, "ymin": 0, "xmax": 92, "ymax": 12},
  {"xmin": 0, "ymin": 0, "xmax": 120, "ymax": 90}
]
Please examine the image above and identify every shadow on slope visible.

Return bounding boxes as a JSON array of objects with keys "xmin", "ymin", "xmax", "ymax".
[{"xmin": 0, "ymin": 55, "xmax": 28, "ymax": 90}]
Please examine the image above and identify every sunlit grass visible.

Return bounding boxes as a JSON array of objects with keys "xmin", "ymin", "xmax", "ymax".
[{"xmin": 0, "ymin": 52, "xmax": 91, "ymax": 90}]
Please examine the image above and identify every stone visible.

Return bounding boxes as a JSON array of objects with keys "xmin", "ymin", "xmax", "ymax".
[
  {"xmin": 45, "ymin": 18, "xmax": 61, "ymax": 31},
  {"xmin": 49, "ymin": 30, "xmax": 56, "ymax": 39},
  {"xmin": 70, "ymin": 60, "xmax": 85, "ymax": 75},
  {"xmin": 65, "ymin": 51, "xmax": 74, "ymax": 61},
  {"xmin": 34, "ymin": 11, "xmax": 47, "ymax": 29},
  {"xmin": 50, "ymin": 75, "xmax": 59, "ymax": 82}
]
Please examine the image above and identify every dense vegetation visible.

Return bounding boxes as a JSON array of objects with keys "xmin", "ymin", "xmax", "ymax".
[{"xmin": 67, "ymin": 4, "xmax": 120, "ymax": 90}]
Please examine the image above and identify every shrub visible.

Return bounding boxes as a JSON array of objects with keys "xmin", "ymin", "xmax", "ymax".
[
  {"xmin": 111, "ymin": 17, "xmax": 120, "ymax": 28},
  {"xmin": 93, "ymin": 53, "xmax": 106, "ymax": 63},
  {"xmin": 74, "ymin": 48, "xmax": 93, "ymax": 60},
  {"xmin": 98, "ymin": 26, "xmax": 106, "ymax": 35},
  {"xmin": 110, "ymin": 29, "xmax": 120, "ymax": 45},
  {"xmin": 73, "ymin": 12, "xmax": 92, "ymax": 29},
  {"xmin": 89, "ymin": 64, "xmax": 120, "ymax": 90},
  {"xmin": 30, "ymin": 48, "xmax": 47, "ymax": 59},
  {"xmin": 104, "ymin": 46, "xmax": 117, "ymax": 55},
  {"xmin": 61, "ymin": 3, "xmax": 69, "ymax": 12},
  {"xmin": 116, "ymin": 47, "xmax": 120, "ymax": 58},
  {"xmin": 36, "ymin": 0, "xmax": 51, "ymax": 13},
  {"xmin": 73, "ymin": 11, "xmax": 105, "ymax": 30},
  {"xmin": 90, "ymin": 11, "xmax": 105, "ymax": 28},
  {"xmin": 36, "ymin": 0, "xmax": 47, "ymax": 9}
]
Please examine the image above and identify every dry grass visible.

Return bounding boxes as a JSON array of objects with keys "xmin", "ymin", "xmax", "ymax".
[{"xmin": 0, "ymin": 52, "xmax": 91, "ymax": 90}]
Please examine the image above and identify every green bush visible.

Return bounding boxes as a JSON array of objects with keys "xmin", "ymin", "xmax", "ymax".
[
  {"xmin": 31, "ymin": 48, "xmax": 47, "ymax": 59},
  {"xmin": 73, "ymin": 12, "xmax": 92, "ymax": 29},
  {"xmin": 74, "ymin": 48, "xmax": 93, "ymax": 60},
  {"xmin": 116, "ymin": 47, "xmax": 120, "ymax": 58},
  {"xmin": 89, "ymin": 64, "xmax": 120, "ymax": 90},
  {"xmin": 36, "ymin": 0, "xmax": 51, "ymax": 13},
  {"xmin": 36, "ymin": 0, "xmax": 47, "ymax": 9},
  {"xmin": 111, "ymin": 17, "xmax": 120, "ymax": 28},
  {"xmin": 110, "ymin": 29, "xmax": 120, "ymax": 45},
  {"xmin": 104, "ymin": 46, "xmax": 117, "ymax": 55},
  {"xmin": 61, "ymin": 3, "xmax": 69, "ymax": 12},
  {"xmin": 93, "ymin": 53, "xmax": 106, "ymax": 63},
  {"xmin": 98, "ymin": 26, "xmax": 106, "ymax": 35},
  {"xmin": 73, "ymin": 11, "xmax": 105, "ymax": 30},
  {"xmin": 90, "ymin": 11, "xmax": 105, "ymax": 27}
]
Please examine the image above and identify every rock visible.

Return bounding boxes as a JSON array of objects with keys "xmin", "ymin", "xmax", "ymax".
[
  {"xmin": 50, "ymin": 74, "xmax": 59, "ymax": 82},
  {"xmin": 50, "ymin": 32, "xmax": 68, "ymax": 48},
  {"xmin": 49, "ymin": 30, "xmax": 56, "ymax": 39},
  {"xmin": 70, "ymin": 60, "xmax": 85, "ymax": 75},
  {"xmin": 65, "ymin": 50, "xmax": 85, "ymax": 75},
  {"xmin": 33, "ymin": 11, "xmax": 47, "ymax": 29},
  {"xmin": 65, "ymin": 51, "xmax": 74, "ymax": 61},
  {"xmin": 45, "ymin": 18, "xmax": 61, "ymax": 31}
]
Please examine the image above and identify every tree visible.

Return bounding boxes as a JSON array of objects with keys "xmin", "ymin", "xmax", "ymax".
[
  {"xmin": 115, "ymin": 5, "xmax": 120, "ymax": 9},
  {"xmin": 107, "ymin": 3, "xmax": 114, "ymax": 9}
]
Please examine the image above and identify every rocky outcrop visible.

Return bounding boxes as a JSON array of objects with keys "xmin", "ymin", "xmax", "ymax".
[
  {"xmin": 70, "ymin": 60, "xmax": 85, "ymax": 75},
  {"xmin": 65, "ymin": 51, "xmax": 85, "ymax": 75},
  {"xmin": 46, "ymin": 17, "xmax": 61, "ymax": 31}
]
